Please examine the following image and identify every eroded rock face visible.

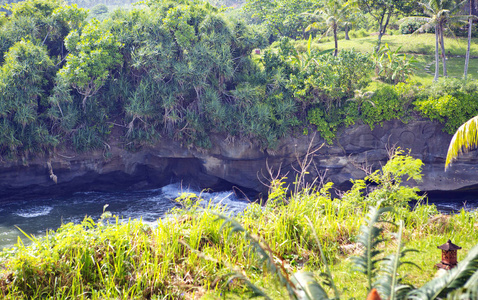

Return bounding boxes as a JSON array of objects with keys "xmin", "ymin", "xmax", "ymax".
[{"xmin": 1, "ymin": 118, "xmax": 477, "ymax": 200}]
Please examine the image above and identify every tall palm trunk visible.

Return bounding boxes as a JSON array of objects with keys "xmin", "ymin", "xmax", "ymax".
[
  {"xmin": 465, "ymin": 0, "xmax": 474, "ymax": 78},
  {"xmin": 439, "ymin": 23, "xmax": 448, "ymax": 77},
  {"xmin": 434, "ymin": 24, "xmax": 440, "ymax": 81},
  {"xmin": 345, "ymin": 23, "xmax": 350, "ymax": 40},
  {"xmin": 333, "ymin": 24, "xmax": 338, "ymax": 56},
  {"xmin": 464, "ymin": 16, "xmax": 473, "ymax": 78}
]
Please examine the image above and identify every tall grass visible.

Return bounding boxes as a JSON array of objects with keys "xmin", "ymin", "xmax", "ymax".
[{"xmin": 1, "ymin": 153, "xmax": 478, "ymax": 299}]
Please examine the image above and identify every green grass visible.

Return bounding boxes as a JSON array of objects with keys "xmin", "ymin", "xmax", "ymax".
[
  {"xmin": 408, "ymin": 55, "xmax": 478, "ymax": 85},
  {"xmin": 293, "ymin": 34, "xmax": 478, "ymax": 84},
  {"xmin": 0, "ymin": 154, "xmax": 477, "ymax": 299},
  {"xmin": 1, "ymin": 188, "xmax": 478, "ymax": 299},
  {"xmin": 313, "ymin": 34, "xmax": 478, "ymax": 56}
]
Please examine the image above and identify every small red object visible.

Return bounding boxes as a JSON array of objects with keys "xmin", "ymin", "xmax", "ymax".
[
  {"xmin": 436, "ymin": 239, "xmax": 462, "ymax": 270},
  {"xmin": 366, "ymin": 288, "xmax": 381, "ymax": 300}
]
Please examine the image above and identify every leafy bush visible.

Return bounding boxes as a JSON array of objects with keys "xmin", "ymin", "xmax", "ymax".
[
  {"xmin": 399, "ymin": 19, "xmax": 434, "ymax": 34},
  {"xmin": 414, "ymin": 78, "xmax": 478, "ymax": 134},
  {"xmin": 266, "ymin": 39, "xmax": 373, "ymax": 109},
  {"xmin": 307, "ymin": 105, "xmax": 357, "ymax": 144},
  {"xmin": 373, "ymin": 44, "xmax": 416, "ymax": 84},
  {"xmin": 361, "ymin": 85, "xmax": 405, "ymax": 129},
  {"xmin": 349, "ymin": 28, "xmax": 369, "ymax": 38}
]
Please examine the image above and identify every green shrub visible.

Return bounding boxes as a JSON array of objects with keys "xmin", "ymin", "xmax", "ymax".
[
  {"xmin": 414, "ymin": 78, "xmax": 478, "ymax": 134},
  {"xmin": 361, "ymin": 85, "xmax": 406, "ymax": 129},
  {"xmin": 285, "ymin": 48, "xmax": 373, "ymax": 109},
  {"xmin": 415, "ymin": 93, "xmax": 478, "ymax": 134},
  {"xmin": 349, "ymin": 28, "xmax": 369, "ymax": 38},
  {"xmin": 373, "ymin": 44, "xmax": 416, "ymax": 84},
  {"xmin": 307, "ymin": 105, "xmax": 357, "ymax": 144},
  {"xmin": 399, "ymin": 19, "xmax": 434, "ymax": 34}
]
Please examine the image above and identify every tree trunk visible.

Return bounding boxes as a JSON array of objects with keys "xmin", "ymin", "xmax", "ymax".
[
  {"xmin": 376, "ymin": 11, "xmax": 391, "ymax": 53},
  {"xmin": 377, "ymin": 30, "xmax": 383, "ymax": 53},
  {"xmin": 82, "ymin": 94, "xmax": 89, "ymax": 110},
  {"xmin": 465, "ymin": 16, "xmax": 473, "ymax": 78},
  {"xmin": 439, "ymin": 23, "xmax": 447, "ymax": 77},
  {"xmin": 334, "ymin": 25, "xmax": 338, "ymax": 56},
  {"xmin": 434, "ymin": 24, "xmax": 440, "ymax": 82},
  {"xmin": 345, "ymin": 23, "xmax": 350, "ymax": 40}
]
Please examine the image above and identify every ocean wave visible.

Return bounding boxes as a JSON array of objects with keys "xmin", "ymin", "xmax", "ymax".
[{"xmin": 14, "ymin": 206, "xmax": 53, "ymax": 218}]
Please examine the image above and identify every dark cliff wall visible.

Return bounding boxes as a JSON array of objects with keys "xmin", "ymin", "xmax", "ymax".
[{"xmin": 1, "ymin": 118, "xmax": 477, "ymax": 200}]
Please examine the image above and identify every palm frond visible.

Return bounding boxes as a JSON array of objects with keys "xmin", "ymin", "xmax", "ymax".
[
  {"xmin": 445, "ymin": 285, "xmax": 478, "ymax": 300},
  {"xmin": 292, "ymin": 272, "xmax": 330, "ymax": 300},
  {"xmin": 353, "ymin": 203, "xmax": 393, "ymax": 292},
  {"xmin": 445, "ymin": 115, "xmax": 478, "ymax": 170},
  {"xmin": 448, "ymin": 0, "xmax": 467, "ymax": 14},
  {"xmin": 375, "ymin": 220, "xmax": 418, "ymax": 300}
]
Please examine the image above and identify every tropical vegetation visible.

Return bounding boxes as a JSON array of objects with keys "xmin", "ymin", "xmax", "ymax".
[
  {"xmin": 1, "ymin": 151, "xmax": 478, "ymax": 299},
  {"xmin": 401, "ymin": 0, "xmax": 473, "ymax": 81},
  {"xmin": 0, "ymin": 0, "xmax": 477, "ymax": 159},
  {"xmin": 1, "ymin": 0, "xmax": 478, "ymax": 299}
]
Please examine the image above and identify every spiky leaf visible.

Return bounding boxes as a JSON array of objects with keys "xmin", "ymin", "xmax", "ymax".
[{"xmin": 445, "ymin": 115, "xmax": 478, "ymax": 170}]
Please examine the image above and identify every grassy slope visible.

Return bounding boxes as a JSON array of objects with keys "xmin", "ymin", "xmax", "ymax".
[
  {"xmin": 2, "ymin": 190, "xmax": 477, "ymax": 299},
  {"xmin": 299, "ymin": 34, "xmax": 478, "ymax": 85}
]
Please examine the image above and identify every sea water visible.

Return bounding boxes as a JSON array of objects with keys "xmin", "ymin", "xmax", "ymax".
[
  {"xmin": 0, "ymin": 184, "xmax": 251, "ymax": 250},
  {"xmin": 1, "ymin": 185, "xmax": 477, "ymax": 250}
]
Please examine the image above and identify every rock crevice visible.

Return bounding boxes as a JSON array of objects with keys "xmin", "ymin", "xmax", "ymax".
[{"xmin": 1, "ymin": 118, "xmax": 477, "ymax": 200}]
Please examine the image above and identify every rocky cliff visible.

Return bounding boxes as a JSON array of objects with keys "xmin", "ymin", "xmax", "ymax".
[{"xmin": 1, "ymin": 118, "xmax": 477, "ymax": 200}]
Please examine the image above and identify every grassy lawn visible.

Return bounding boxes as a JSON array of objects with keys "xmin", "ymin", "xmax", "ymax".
[
  {"xmin": 313, "ymin": 34, "xmax": 478, "ymax": 56},
  {"xmin": 410, "ymin": 55, "xmax": 478, "ymax": 84},
  {"xmin": 291, "ymin": 34, "xmax": 478, "ymax": 84},
  {"xmin": 201, "ymin": 209, "xmax": 478, "ymax": 300}
]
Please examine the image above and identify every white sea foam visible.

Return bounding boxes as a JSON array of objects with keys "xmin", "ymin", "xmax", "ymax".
[
  {"xmin": 160, "ymin": 183, "xmax": 195, "ymax": 199},
  {"xmin": 14, "ymin": 206, "xmax": 53, "ymax": 218},
  {"xmin": 202, "ymin": 191, "xmax": 250, "ymax": 213}
]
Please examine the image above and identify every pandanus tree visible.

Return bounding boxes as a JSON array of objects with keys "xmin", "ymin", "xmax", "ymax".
[
  {"xmin": 0, "ymin": 0, "xmax": 87, "ymax": 64},
  {"xmin": 403, "ymin": 0, "xmax": 468, "ymax": 82},
  {"xmin": 58, "ymin": 19, "xmax": 122, "ymax": 110},
  {"xmin": 304, "ymin": 0, "xmax": 350, "ymax": 56},
  {"xmin": 0, "ymin": 40, "xmax": 57, "ymax": 156}
]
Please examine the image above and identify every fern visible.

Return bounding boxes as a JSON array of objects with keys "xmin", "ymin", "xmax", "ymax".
[
  {"xmin": 353, "ymin": 203, "xmax": 393, "ymax": 292},
  {"xmin": 375, "ymin": 220, "xmax": 418, "ymax": 300}
]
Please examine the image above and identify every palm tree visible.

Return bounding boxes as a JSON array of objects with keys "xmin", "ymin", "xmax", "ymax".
[
  {"xmin": 403, "ymin": 0, "xmax": 468, "ymax": 81},
  {"xmin": 464, "ymin": 0, "xmax": 477, "ymax": 79},
  {"xmin": 445, "ymin": 115, "xmax": 478, "ymax": 169},
  {"xmin": 304, "ymin": 0, "xmax": 350, "ymax": 56}
]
